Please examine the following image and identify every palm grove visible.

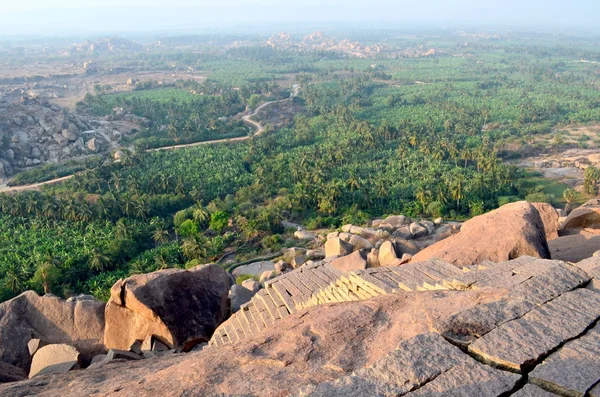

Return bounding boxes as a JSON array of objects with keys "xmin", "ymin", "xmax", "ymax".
[{"xmin": 1, "ymin": 32, "xmax": 599, "ymax": 302}]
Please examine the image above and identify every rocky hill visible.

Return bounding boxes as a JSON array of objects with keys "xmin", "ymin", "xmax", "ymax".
[{"xmin": 0, "ymin": 200, "xmax": 600, "ymax": 396}]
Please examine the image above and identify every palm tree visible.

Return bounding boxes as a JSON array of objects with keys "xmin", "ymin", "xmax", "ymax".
[
  {"xmin": 153, "ymin": 228, "xmax": 170, "ymax": 245},
  {"xmin": 415, "ymin": 186, "xmax": 432, "ymax": 214},
  {"xmin": 192, "ymin": 203, "xmax": 210, "ymax": 225},
  {"xmin": 450, "ymin": 176, "xmax": 465, "ymax": 212},
  {"xmin": 182, "ymin": 235, "xmax": 207, "ymax": 260},
  {"xmin": 115, "ymin": 219, "xmax": 130, "ymax": 240},
  {"xmin": 89, "ymin": 247, "xmax": 111, "ymax": 271},
  {"xmin": 135, "ymin": 198, "xmax": 149, "ymax": 219}
]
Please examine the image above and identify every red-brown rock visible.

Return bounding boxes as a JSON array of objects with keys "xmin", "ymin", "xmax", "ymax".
[
  {"xmin": 531, "ymin": 202, "xmax": 559, "ymax": 241},
  {"xmin": 562, "ymin": 199, "xmax": 600, "ymax": 230},
  {"xmin": 0, "ymin": 291, "xmax": 105, "ymax": 370},
  {"xmin": 411, "ymin": 202, "xmax": 550, "ymax": 266},
  {"xmin": 104, "ymin": 264, "xmax": 230, "ymax": 351}
]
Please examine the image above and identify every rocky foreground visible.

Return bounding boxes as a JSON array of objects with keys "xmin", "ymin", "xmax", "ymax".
[{"xmin": 1, "ymin": 200, "xmax": 600, "ymax": 396}]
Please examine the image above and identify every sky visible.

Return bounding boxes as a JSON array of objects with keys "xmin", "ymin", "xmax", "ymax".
[{"xmin": 1, "ymin": 0, "xmax": 599, "ymax": 36}]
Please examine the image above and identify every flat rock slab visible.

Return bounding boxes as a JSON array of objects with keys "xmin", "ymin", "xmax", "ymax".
[
  {"xmin": 232, "ymin": 261, "xmax": 275, "ymax": 277},
  {"xmin": 299, "ymin": 333, "xmax": 482, "ymax": 397},
  {"xmin": 468, "ymin": 289, "xmax": 600, "ymax": 373},
  {"xmin": 529, "ymin": 323, "xmax": 600, "ymax": 397},
  {"xmin": 29, "ymin": 344, "xmax": 80, "ymax": 378},
  {"xmin": 404, "ymin": 361, "xmax": 520, "ymax": 397},
  {"xmin": 511, "ymin": 384, "xmax": 558, "ymax": 397}
]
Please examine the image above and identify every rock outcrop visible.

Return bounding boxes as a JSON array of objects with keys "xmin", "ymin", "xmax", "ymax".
[
  {"xmin": 531, "ymin": 202, "xmax": 559, "ymax": 241},
  {"xmin": 561, "ymin": 199, "xmax": 600, "ymax": 230},
  {"xmin": 411, "ymin": 201, "xmax": 550, "ymax": 266},
  {"xmin": 104, "ymin": 264, "xmax": 230, "ymax": 351},
  {"xmin": 0, "ymin": 291, "xmax": 105, "ymax": 370},
  {"xmin": 3, "ymin": 255, "xmax": 600, "ymax": 396}
]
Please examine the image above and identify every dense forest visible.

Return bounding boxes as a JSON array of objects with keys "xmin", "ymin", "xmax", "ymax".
[{"xmin": 1, "ymin": 30, "xmax": 599, "ymax": 302}]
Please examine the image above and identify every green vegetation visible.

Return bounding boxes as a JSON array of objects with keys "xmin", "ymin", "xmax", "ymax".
[{"xmin": 1, "ymin": 30, "xmax": 599, "ymax": 303}]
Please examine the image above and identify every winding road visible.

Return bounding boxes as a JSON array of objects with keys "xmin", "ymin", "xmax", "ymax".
[{"xmin": 0, "ymin": 85, "xmax": 300, "ymax": 193}]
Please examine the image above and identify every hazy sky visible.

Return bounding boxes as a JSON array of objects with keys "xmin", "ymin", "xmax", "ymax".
[{"xmin": 1, "ymin": 0, "xmax": 599, "ymax": 36}]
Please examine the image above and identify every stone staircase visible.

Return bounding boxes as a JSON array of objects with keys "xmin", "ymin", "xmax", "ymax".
[
  {"xmin": 209, "ymin": 262, "xmax": 344, "ymax": 346},
  {"xmin": 210, "ymin": 256, "xmax": 572, "ymax": 347}
]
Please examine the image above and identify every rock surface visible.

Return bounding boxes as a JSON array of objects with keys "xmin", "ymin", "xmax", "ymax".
[
  {"xmin": 28, "ymin": 344, "xmax": 80, "ymax": 378},
  {"xmin": 562, "ymin": 199, "xmax": 600, "ymax": 229},
  {"xmin": 0, "ymin": 291, "xmax": 104, "ymax": 370},
  {"xmin": 232, "ymin": 260, "xmax": 275, "ymax": 277},
  {"xmin": 329, "ymin": 250, "xmax": 368, "ymax": 273},
  {"xmin": 411, "ymin": 201, "xmax": 551, "ymax": 266},
  {"xmin": 325, "ymin": 237, "xmax": 353, "ymax": 258},
  {"xmin": 531, "ymin": 202, "xmax": 560, "ymax": 241},
  {"xmin": 104, "ymin": 264, "xmax": 230, "ymax": 351},
  {"xmin": 0, "ymin": 362, "xmax": 27, "ymax": 383}
]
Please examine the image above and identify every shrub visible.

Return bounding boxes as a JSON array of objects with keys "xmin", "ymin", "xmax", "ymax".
[
  {"xmin": 178, "ymin": 219, "xmax": 199, "ymax": 238},
  {"xmin": 209, "ymin": 211, "xmax": 229, "ymax": 233},
  {"xmin": 235, "ymin": 274, "xmax": 257, "ymax": 284}
]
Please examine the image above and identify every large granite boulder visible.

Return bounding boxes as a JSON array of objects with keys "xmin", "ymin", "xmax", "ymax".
[
  {"xmin": 104, "ymin": 264, "xmax": 230, "ymax": 351},
  {"xmin": 232, "ymin": 260, "xmax": 275, "ymax": 278},
  {"xmin": 330, "ymin": 250, "xmax": 368, "ymax": 273},
  {"xmin": 325, "ymin": 237, "xmax": 353, "ymax": 258},
  {"xmin": 562, "ymin": 199, "xmax": 600, "ymax": 230},
  {"xmin": 0, "ymin": 291, "xmax": 105, "ymax": 370},
  {"xmin": 411, "ymin": 202, "xmax": 550, "ymax": 266},
  {"xmin": 531, "ymin": 202, "xmax": 559, "ymax": 241}
]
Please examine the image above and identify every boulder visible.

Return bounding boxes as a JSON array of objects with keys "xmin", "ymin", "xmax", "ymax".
[
  {"xmin": 330, "ymin": 250, "xmax": 368, "ymax": 273},
  {"xmin": 259, "ymin": 270, "xmax": 276, "ymax": 283},
  {"xmin": 291, "ymin": 255, "xmax": 307, "ymax": 269},
  {"xmin": 232, "ymin": 260, "xmax": 276, "ymax": 278},
  {"xmin": 30, "ymin": 147, "xmax": 41, "ymax": 157},
  {"xmin": 338, "ymin": 232, "xmax": 352, "ymax": 242},
  {"xmin": 29, "ymin": 344, "xmax": 80, "ymax": 378},
  {"xmin": 104, "ymin": 264, "xmax": 230, "ymax": 352},
  {"xmin": 393, "ymin": 238, "xmax": 420, "ymax": 256},
  {"xmin": 105, "ymin": 349, "xmax": 141, "ymax": 361},
  {"xmin": 0, "ymin": 362, "xmax": 27, "ymax": 383},
  {"xmin": 348, "ymin": 234, "xmax": 374, "ymax": 251},
  {"xmin": 549, "ymin": 230, "xmax": 600, "ymax": 262},
  {"xmin": 392, "ymin": 225, "xmax": 412, "ymax": 240},
  {"xmin": 382, "ymin": 215, "xmax": 409, "ymax": 228},
  {"xmin": 229, "ymin": 285, "xmax": 255, "ymax": 313},
  {"xmin": 283, "ymin": 248, "xmax": 307, "ymax": 263},
  {"xmin": 294, "ymin": 230, "xmax": 316, "ymax": 240},
  {"xmin": 86, "ymin": 138, "xmax": 97, "ymax": 152},
  {"xmin": 370, "ymin": 230, "xmax": 390, "ymax": 245},
  {"xmin": 341, "ymin": 224, "xmax": 353, "ymax": 233},
  {"xmin": 531, "ymin": 202, "xmax": 559, "ymax": 241},
  {"xmin": 367, "ymin": 248, "xmax": 380, "ymax": 268},
  {"xmin": 274, "ymin": 260, "xmax": 288, "ymax": 273},
  {"xmin": 379, "ymin": 240, "xmax": 399, "ymax": 266},
  {"xmin": 306, "ymin": 249, "xmax": 325, "ymax": 260},
  {"xmin": 411, "ymin": 201, "xmax": 551, "ymax": 266},
  {"xmin": 561, "ymin": 199, "xmax": 600, "ymax": 230},
  {"xmin": 324, "ymin": 237, "xmax": 353, "ymax": 258},
  {"xmin": 419, "ymin": 220, "xmax": 435, "ymax": 235},
  {"xmin": 434, "ymin": 217, "xmax": 443, "ymax": 226},
  {"xmin": 409, "ymin": 222, "xmax": 428, "ymax": 238},
  {"xmin": 0, "ymin": 291, "xmax": 104, "ymax": 370},
  {"xmin": 27, "ymin": 339, "xmax": 47, "ymax": 357},
  {"xmin": 241, "ymin": 279, "xmax": 260, "ymax": 293},
  {"xmin": 327, "ymin": 231, "xmax": 339, "ymax": 240}
]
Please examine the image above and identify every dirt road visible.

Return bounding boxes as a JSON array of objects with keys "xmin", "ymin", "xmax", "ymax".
[{"xmin": 0, "ymin": 85, "xmax": 300, "ymax": 193}]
